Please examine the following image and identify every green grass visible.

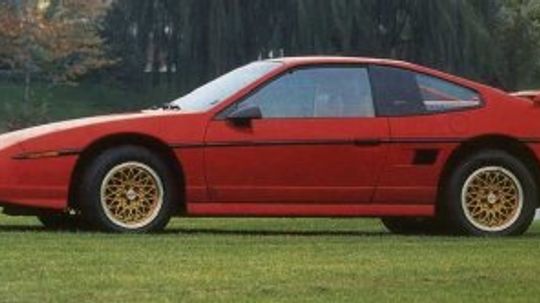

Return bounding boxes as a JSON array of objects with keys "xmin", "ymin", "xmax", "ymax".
[{"xmin": 0, "ymin": 215, "xmax": 539, "ymax": 302}]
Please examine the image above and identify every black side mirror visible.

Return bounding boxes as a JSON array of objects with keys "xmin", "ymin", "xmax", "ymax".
[{"xmin": 226, "ymin": 105, "xmax": 262, "ymax": 126}]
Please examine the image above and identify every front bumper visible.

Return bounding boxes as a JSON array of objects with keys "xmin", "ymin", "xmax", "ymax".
[{"xmin": 0, "ymin": 145, "xmax": 77, "ymax": 210}]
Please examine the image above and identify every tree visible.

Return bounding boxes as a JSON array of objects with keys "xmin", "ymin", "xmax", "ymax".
[
  {"xmin": 101, "ymin": 0, "xmax": 540, "ymax": 93},
  {"xmin": 492, "ymin": 0, "xmax": 540, "ymax": 90},
  {"xmin": 0, "ymin": 0, "xmax": 112, "ymax": 103}
]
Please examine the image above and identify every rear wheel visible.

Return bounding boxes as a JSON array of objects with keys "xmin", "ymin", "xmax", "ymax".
[
  {"xmin": 79, "ymin": 145, "xmax": 178, "ymax": 233},
  {"xmin": 444, "ymin": 150, "xmax": 537, "ymax": 236}
]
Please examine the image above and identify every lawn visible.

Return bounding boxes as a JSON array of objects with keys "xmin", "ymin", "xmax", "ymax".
[{"xmin": 0, "ymin": 215, "xmax": 538, "ymax": 303}]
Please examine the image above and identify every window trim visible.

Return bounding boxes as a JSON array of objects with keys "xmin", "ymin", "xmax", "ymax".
[
  {"xmin": 215, "ymin": 64, "xmax": 377, "ymax": 121},
  {"xmin": 368, "ymin": 64, "xmax": 485, "ymax": 118}
]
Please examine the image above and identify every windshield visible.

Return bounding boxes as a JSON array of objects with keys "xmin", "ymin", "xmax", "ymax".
[{"xmin": 170, "ymin": 61, "xmax": 282, "ymax": 111}]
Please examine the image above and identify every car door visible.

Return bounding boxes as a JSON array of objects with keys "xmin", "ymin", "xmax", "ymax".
[
  {"xmin": 369, "ymin": 65, "xmax": 483, "ymax": 205},
  {"xmin": 204, "ymin": 66, "xmax": 390, "ymax": 204}
]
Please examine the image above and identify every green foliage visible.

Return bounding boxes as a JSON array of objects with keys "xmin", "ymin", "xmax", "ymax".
[
  {"xmin": 104, "ymin": 0, "xmax": 532, "ymax": 93},
  {"xmin": 0, "ymin": 0, "xmax": 114, "ymax": 129},
  {"xmin": 493, "ymin": 0, "xmax": 540, "ymax": 89},
  {"xmin": 0, "ymin": 0, "xmax": 112, "ymax": 87}
]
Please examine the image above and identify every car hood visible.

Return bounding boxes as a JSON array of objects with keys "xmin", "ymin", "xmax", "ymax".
[{"xmin": 0, "ymin": 110, "xmax": 190, "ymax": 151}]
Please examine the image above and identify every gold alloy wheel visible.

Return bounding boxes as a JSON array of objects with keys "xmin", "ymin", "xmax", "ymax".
[
  {"xmin": 100, "ymin": 162, "xmax": 164, "ymax": 229},
  {"xmin": 461, "ymin": 166, "xmax": 523, "ymax": 232}
]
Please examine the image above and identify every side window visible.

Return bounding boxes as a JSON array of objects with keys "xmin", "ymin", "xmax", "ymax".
[
  {"xmin": 370, "ymin": 66, "xmax": 424, "ymax": 117},
  {"xmin": 237, "ymin": 67, "xmax": 375, "ymax": 118},
  {"xmin": 370, "ymin": 65, "xmax": 482, "ymax": 116}
]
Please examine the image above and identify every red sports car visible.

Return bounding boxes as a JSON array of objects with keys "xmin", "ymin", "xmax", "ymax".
[{"xmin": 0, "ymin": 56, "xmax": 539, "ymax": 236}]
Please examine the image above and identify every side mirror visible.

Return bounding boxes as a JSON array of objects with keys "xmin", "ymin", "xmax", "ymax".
[{"xmin": 226, "ymin": 105, "xmax": 262, "ymax": 126}]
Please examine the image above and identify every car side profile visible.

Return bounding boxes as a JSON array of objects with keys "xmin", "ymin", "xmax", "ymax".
[{"xmin": 0, "ymin": 56, "xmax": 539, "ymax": 236}]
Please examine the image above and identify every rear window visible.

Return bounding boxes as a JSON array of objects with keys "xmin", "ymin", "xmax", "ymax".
[
  {"xmin": 416, "ymin": 74, "xmax": 481, "ymax": 112},
  {"xmin": 370, "ymin": 65, "xmax": 481, "ymax": 117}
]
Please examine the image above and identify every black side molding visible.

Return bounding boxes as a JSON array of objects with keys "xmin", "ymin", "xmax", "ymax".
[{"xmin": 353, "ymin": 139, "xmax": 382, "ymax": 147}]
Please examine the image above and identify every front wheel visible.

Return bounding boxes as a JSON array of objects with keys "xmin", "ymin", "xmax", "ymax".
[
  {"xmin": 38, "ymin": 213, "xmax": 81, "ymax": 230},
  {"xmin": 79, "ymin": 145, "xmax": 178, "ymax": 233},
  {"xmin": 444, "ymin": 150, "xmax": 537, "ymax": 236}
]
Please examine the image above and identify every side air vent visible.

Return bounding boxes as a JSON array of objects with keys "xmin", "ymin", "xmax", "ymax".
[{"xmin": 413, "ymin": 149, "xmax": 439, "ymax": 166}]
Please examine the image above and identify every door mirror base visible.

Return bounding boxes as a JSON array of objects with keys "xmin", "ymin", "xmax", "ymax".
[{"xmin": 226, "ymin": 105, "xmax": 262, "ymax": 126}]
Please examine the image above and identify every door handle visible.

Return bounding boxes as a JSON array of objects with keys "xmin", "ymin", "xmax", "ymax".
[{"xmin": 353, "ymin": 138, "xmax": 382, "ymax": 147}]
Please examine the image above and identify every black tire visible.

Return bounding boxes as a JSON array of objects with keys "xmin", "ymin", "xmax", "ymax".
[
  {"xmin": 444, "ymin": 150, "xmax": 537, "ymax": 236},
  {"xmin": 78, "ymin": 145, "xmax": 178, "ymax": 233},
  {"xmin": 381, "ymin": 217, "xmax": 446, "ymax": 235},
  {"xmin": 38, "ymin": 213, "xmax": 81, "ymax": 230}
]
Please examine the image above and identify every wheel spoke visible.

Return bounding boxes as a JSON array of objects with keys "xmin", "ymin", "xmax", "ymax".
[
  {"xmin": 462, "ymin": 166, "xmax": 523, "ymax": 232},
  {"xmin": 100, "ymin": 162, "xmax": 163, "ymax": 229}
]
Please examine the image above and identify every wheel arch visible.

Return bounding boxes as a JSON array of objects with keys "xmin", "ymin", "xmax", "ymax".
[
  {"xmin": 68, "ymin": 133, "xmax": 186, "ymax": 213},
  {"xmin": 437, "ymin": 134, "xmax": 540, "ymax": 212}
]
